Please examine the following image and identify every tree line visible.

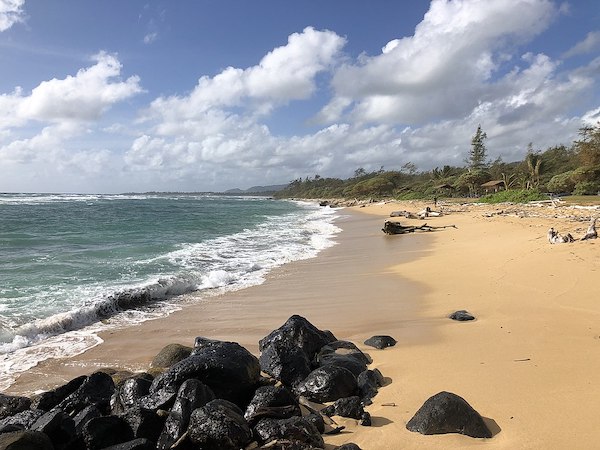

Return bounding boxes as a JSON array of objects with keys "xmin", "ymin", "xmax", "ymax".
[{"xmin": 274, "ymin": 122, "xmax": 600, "ymax": 201}]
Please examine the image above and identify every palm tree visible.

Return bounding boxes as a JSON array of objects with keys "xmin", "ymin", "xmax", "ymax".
[{"xmin": 525, "ymin": 145, "xmax": 542, "ymax": 189}]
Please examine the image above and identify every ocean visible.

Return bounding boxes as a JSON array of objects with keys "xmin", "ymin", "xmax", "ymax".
[{"xmin": 0, "ymin": 193, "xmax": 340, "ymax": 389}]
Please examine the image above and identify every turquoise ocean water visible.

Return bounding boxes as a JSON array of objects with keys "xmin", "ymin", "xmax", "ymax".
[{"xmin": 0, "ymin": 193, "xmax": 340, "ymax": 388}]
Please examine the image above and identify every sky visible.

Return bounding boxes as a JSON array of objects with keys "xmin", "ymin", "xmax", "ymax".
[{"xmin": 0, "ymin": 0, "xmax": 599, "ymax": 193}]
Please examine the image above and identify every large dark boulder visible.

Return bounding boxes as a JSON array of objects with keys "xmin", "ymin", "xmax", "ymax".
[
  {"xmin": 156, "ymin": 379, "xmax": 215, "ymax": 450},
  {"xmin": 363, "ymin": 335, "xmax": 396, "ymax": 349},
  {"xmin": 137, "ymin": 388, "xmax": 176, "ymax": 412},
  {"xmin": 406, "ymin": 391, "xmax": 492, "ymax": 438},
  {"xmin": 58, "ymin": 371, "xmax": 115, "ymax": 416},
  {"xmin": 317, "ymin": 340, "xmax": 371, "ymax": 365},
  {"xmin": 320, "ymin": 396, "xmax": 364, "ymax": 420},
  {"xmin": 253, "ymin": 416, "xmax": 324, "ymax": 448},
  {"xmin": 0, "ymin": 395, "xmax": 31, "ymax": 421},
  {"xmin": 150, "ymin": 343, "xmax": 192, "ymax": 369},
  {"xmin": 316, "ymin": 353, "xmax": 367, "ymax": 377},
  {"xmin": 244, "ymin": 385, "xmax": 301, "ymax": 425},
  {"xmin": 0, "ymin": 430, "xmax": 53, "ymax": 450},
  {"xmin": 295, "ymin": 366, "xmax": 358, "ymax": 403},
  {"xmin": 111, "ymin": 374, "xmax": 153, "ymax": 414},
  {"xmin": 120, "ymin": 406, "xmax": 165, "ymax": 442},
  {"xmin": 187, "ymin": 399, "xmax": 253, "ymax": 450},
  {"xmin": 259, "ymin": 341, "xmax": 313, "ymax": 388},
  {"xmin": 151, "ymin": 340, "xmax": 260, "ymax": 406},
  {"xmin": 0, "ymin": 410, "xmax": 44, "ymax": 434},
  {"xmin": 82, "ymin": 415, "xmax": 134, "ymax": 450},
  {"xmin": 30, "ymin": 409, "xmax": 76, "ymax": 449},
  {"xmin": 73, "ymin": 405, "xmax": 102, "ymax": 436},
  {"xmin": 30, "ymin": 375, "xmax": 86, "ymax": 411},
  {"xmin": 259, "ymin": 316, "xmax": 337, "ymax": 387},
  {"xmin": 357, "ymin": 369, "xmax": 384, "ymax": 404}
]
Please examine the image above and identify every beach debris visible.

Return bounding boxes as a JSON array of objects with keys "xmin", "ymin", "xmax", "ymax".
[
  {"xmin": 581, "ymin": 217, "xmax": 597, "ymax": 240},
  {"xmin": 1, "ymin": 316, "xmax": 384, "ymax": 449},
  {"xmin": 295, "ymin": 366, "xmax": 358, "ymax": 403},
  {"xmin": 382, "ymin": 220, "xmax": 456, "ymax": 235},
  {"xmin": 381, "ymin": 403, "xmax": 397, "ymax": 407},
  {"xmin": 149, "ymin": 343, "xmax": 192, "ymax": 369},
  {"xmin": 514, "ymin": 358, "xmax": 531, "ymax": 362},
  {"xmin": 449, "ymin": 310, "xmax": 476, "ymax": 321},
  {"xmin": 406, "ymin": 391, "xmax": 492, "ymax": 438},
  {"xmin": 187, "ymin": 399, "xmax": 253, "ymax": 450},
  {"xmin": 547, "ymin": 227, "xmax": 575, "ymax": 244},
  {"xmin": 364, "ymin": 335, "xmax": 397, "ymax": 349},
  {"xmin": 390, "ymin": 207, "xmax": 443, "ymax": 220}
]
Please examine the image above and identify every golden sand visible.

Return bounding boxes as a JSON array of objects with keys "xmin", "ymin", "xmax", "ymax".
[{"xmin": 7, "ymin": 200, "xmax": 600, "ymax": 449}]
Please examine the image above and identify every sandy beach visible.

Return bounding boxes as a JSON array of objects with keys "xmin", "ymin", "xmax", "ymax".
[{"xmin": 7, "ymin": 199, "xmax": 600, "ymax": 449}]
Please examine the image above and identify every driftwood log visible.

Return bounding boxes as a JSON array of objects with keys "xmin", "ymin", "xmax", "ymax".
[{"xmin": 382, "ymin": 220, "xmax": 457, "ymax": 235}]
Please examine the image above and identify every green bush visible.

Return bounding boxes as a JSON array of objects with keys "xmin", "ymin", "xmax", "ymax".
[
  {"xmin": 479, "ymin": 189, "xmax": 547, "ymax": 203},
  {"xmin": 573, "ymin": 181, "xmax": 600, "ymax": 195}
]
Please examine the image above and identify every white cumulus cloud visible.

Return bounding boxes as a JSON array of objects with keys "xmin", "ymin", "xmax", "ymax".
[{"xmin": 0, "ymin": 0, "xmax": 25, "ymax": 32}]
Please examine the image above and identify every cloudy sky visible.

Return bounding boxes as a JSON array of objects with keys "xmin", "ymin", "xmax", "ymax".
[{"xmin": 0, "ymin": 0, "xmax": 599, "ymax": 193}]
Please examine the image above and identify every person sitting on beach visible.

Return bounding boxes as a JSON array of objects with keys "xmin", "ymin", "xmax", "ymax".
[{"xmin": 547, "ymin": 227, "xmax": 574, "ymax": 244}]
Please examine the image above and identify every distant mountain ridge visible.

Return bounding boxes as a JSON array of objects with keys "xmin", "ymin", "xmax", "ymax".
[{"xmin": 224, "ymin": 184, "xmax": 288, "ymax": 194}]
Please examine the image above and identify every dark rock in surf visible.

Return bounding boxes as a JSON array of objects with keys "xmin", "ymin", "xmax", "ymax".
[
  {"xmin": 156, "ymin": 379, "xmax": 215, "ymax": 450},
  {"xmin": 151, "ymin": 340, "xmax": 260, "ymax": 407},
  {"xmin": 0, "ymin": 395, "xmax": 31, "ymax": 421},
  {"xmin": 187, "ymin": 399, "xmax": 252, "ymax": 450},
  {"xmin": 150, "ymin": 343, "xmax": 192, "ymax": 369},
  {"xmin": 449, "ymin": 310, "xmax": 476, "ymax": 321},
  {"xmin": 58, "ymin": 371, "xmax": 115, "ymax": 417},
  {"xmin": 0, "ymin": 430, "xmax": 53, "ymax": 450},
  {"xmin": 82, "ymin": 415, "xmax": 134, "ymax": 450},
  {"xmin": 295, "ymin": 366, "xmax": 358, "ymax": 403},
  {"xmin": 253, "ymin": 416, "xmax": 324, "ymax": 449},
  {"xmin": 363, "ymin": 335, "xmax": 396, "ymax": 349},
  {"xmin": 321, "ymin": 396, "xmax": 364, "ymax": 420},
  {"xmin": 259, "ymin": 315, "xmax": 337, "ymax": 387},
  {"xmin": 406, "ymin": 391, "xmax": 492, "ymax": 438}
]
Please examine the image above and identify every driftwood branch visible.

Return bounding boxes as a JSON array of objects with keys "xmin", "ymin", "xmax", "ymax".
[{"xmin": 382, "ymin": 220, "xmax": 457, "ymax": 235}]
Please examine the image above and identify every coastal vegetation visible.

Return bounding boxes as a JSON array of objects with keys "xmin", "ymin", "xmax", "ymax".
[{"xmin": 275, "ymin": 123, "xmax": 600, "ymax": 203}]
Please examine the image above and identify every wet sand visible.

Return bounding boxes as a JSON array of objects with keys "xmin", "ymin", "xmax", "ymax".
[{"xmin": 7, "ymin": 200, "xmax": 600, "ymax": 449}]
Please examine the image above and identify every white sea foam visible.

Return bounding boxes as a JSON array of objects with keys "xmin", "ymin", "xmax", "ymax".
[{"xmin": 0, "ymin": 200, "xmax": 341, "ymax": 390}]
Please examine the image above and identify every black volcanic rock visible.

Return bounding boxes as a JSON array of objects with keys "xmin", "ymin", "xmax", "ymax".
[
  {"xmin": 406, "ymin": 391, "xmax": 492, "ymax": 438},
  {"xmin": 449, "ymin": 310, "xmax": 476, "ymax": 321},
  {"xmin": 253, "ymin": 416, "xmax": 324, "ymax": 449},
  {"xmin": 187, "ymin": 399, "xmax": 252, "ymax": 450},
  {"xmin": 0, "ymin": 394, "xmax": 31, "ymax": 421},
  {"xmin": 321, "ymin": 396, "xmax": 364, "ymax": 420},
  {"xmin": 82, "ymin": 415, "xmax": 134, "ymax": 450},
  {"xmin": 295, "ymin": 366, "xmax": 358, "ymax": 403},
  {"xmin": 363, "ymin": 335, "xmax": 396, "ymax": 349},
  {"xmin": 58, "ymin": 371, "xmax": 115, "ymax": 417},
  {"xmin": 0, "ymin": 430, "xmax": 53, "ymax": 450},
  {"xmin": 150, "ymin": 343, "xmax": 192, "ymax": 369},
  {"xmin": 151, "ymin": 340, "xmax": 260, "ymax": 406},
  {"xmin": 259, "ymin": 315, "xmax": 336, "ymax": 388}
]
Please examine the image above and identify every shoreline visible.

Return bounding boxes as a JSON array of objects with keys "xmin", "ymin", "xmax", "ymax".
[{"xmin": 6, "ymin": 200, "xmax": 600, "ymax": 449}]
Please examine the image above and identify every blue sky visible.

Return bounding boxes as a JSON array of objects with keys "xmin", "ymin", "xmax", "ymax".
[{"xmin": 0, "ymin": 0, "xmax": 599, "ymax": 193}]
